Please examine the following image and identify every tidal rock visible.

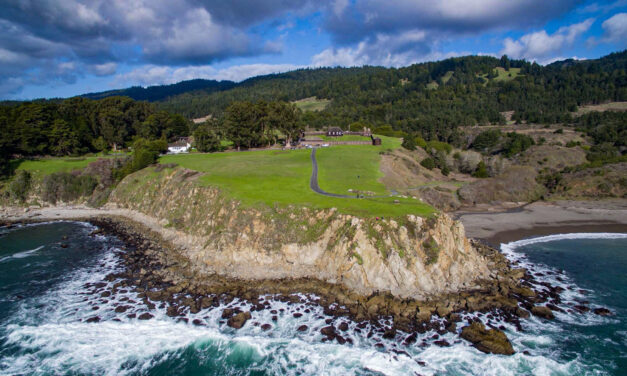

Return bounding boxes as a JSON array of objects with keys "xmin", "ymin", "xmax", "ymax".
[
  {"xmin": 531, "ymin": 305, "xmax": 554, "ymax": 319},
  {"xmin": 593, "ymin": 307, "xmax": 613, "ymax": 316},
  {"xmin": 138, "ymin": 313, "xmax": 153, "ymax": 320},
  {"xmin": 297, "ymin": 325, "xmax": 308, "ymax": 332},
  {"xmin": 460, "ymin": 322, "xmax": 515, "ymax": 355},
  {"xmin": 320, "ymin": 326, "xmax": 336, "ymax": 338},
  {"xmin": 227, "ymin": 311, "xmax": 251, "ymax": 329},
  {"xmin": 261, "ymin": 323, "xmax": 272, "ymax": 331}
]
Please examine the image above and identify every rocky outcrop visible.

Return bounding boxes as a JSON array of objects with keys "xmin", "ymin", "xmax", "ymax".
[
  {"xmin": 460, "ymin": 322, "xmax": 515, "ymax": 355},
  {"xmin": 108, "ymin": 166, "xmax": 491, "ymax": 300},
  {"xmin": 458, "ymin": 166, "xmax": 546, "ymax": 205}
]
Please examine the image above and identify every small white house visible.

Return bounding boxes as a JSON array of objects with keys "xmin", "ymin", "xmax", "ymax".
[{"xmin": 167, "ymin": 138, "xmax": 192, "ymax": 154}]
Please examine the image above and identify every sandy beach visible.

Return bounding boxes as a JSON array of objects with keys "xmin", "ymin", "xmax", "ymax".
[{"xmin": 455, "ymin": 199, "xmax": 627, "ymax": 246}]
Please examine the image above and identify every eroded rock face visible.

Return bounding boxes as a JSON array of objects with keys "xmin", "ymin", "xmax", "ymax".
[
  {"xmin": 109, "ymin": 167, "xmax": 492, "ymax": 300},
  {"xmin": 227, "ymin": 311, "xmax": 251, "ymax": 329},
  {"xmin": 531, "ymin": 305, "xmax": 555, "ymax": 320},
  {"xmin": 460, "ymin": 322, "xmax": 515, "ymax": 355}
]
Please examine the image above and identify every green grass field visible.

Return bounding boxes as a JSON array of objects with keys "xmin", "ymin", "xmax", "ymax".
[
  {"xmin": 319, "ymin": 135, "xmax": 372, "ymax": 142},
  {"xmin": 160, "ymin": 135, "xmax": 434, "ymax": 217},
  {"xmin": 292, "ymin": 97, "xmax": 331, "ymax": 112},
  {"xmin": 12, "ymin": 155, "xmax": 125, "ymax": 180},
  {"xmin": 478, "ymin": 67, "xmax": 522, "ymax": 84}
]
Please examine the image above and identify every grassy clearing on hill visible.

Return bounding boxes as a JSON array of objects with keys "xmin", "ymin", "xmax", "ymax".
[
  {"xmin": 292, "ymin": 97, "xmax": 331, "ymax": 112},
  {"xmin": 160, "ymin": 136, "xmax": 434, "ymax": 217},
  {"xmin": 12, "ymin": 154, "xmax": 125, "ymax": 180},
  {"xmin": 478, "ymin": 67, "xmax": 522, "ymax": 83},
  {"xmin": 575, "ymin": 101, "xmax": 627, "ymax": 115},
  {"xmin": 319, "ymin": 135, "xmax": 372, "ymax": 142}
]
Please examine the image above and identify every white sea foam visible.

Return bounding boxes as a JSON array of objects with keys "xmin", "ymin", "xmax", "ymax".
[
  {"xmin": 2, "ymin": 232, "xmax": 624, "ymax": 375},
  {"xmin": 501, "ymin": 232, "xmax": 627, "ymax": 253},
  {"xmin": 0, "ymin": 245, "xmax": 44, "ymax": 263}
]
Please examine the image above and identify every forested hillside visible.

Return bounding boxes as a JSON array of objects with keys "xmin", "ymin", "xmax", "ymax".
[
  {"xmin": 82, "ymin": 79, "xmax": 236, "ymax": 102},
  {"xmin": 0, "ymin": 96, "xmax": 189, "ymax": 175},
  {"xmin": 151, "ymin": 51, "xmax": 626, "ymax": 144}
]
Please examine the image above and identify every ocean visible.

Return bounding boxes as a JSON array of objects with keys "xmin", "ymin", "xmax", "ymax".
[{"xmin": 0, "ymin": 221, "xmax": 625, "ymax": 375}]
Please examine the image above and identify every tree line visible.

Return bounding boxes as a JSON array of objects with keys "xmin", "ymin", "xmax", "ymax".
[
  {"xmin": 157, "ymin": 51, "xmax": 626, "ymax": 146},
  {"xmin": 0, "ymin": 96, "xmax": 189, "ymax": 175}
]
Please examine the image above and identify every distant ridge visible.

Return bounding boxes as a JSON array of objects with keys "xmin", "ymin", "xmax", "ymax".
[{"xmin": 81, "ymin": 78, "xmax": 236, "ymax": 102}]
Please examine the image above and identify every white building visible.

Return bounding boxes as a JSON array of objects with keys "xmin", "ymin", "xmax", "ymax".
[{"xmin": 167, "ymin": 138, "xmax": 192, "ymax": 154}]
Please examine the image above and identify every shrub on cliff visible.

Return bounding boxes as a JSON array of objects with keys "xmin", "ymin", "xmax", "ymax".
[
  {"xmin": 113, "ymin": 138, "xmax": 163, "ymax": 180},
  {"xmin": 42, "ymin": 172, "xmax": 98, "ymax": 204},
  {"xmin": 8, "ymin": 170, "xmax": 31, "ymax": 202},
  {"xmin": 421, "ymin": 157, "xmax": 436, "ymax": 170}
]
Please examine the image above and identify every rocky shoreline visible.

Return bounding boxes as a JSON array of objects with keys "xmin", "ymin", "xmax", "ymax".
[
  {"xmin": 82, "ymin": 215, "xmax": 587, "ymax": 355},
  {"xmin": 2, "ymin": 214, "xmax": 614, "ymax": 355}
]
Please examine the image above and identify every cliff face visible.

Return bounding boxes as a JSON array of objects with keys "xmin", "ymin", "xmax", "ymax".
[{"xmin": 109, "ymin": 166, "xmax": 491, "ymax": 300}]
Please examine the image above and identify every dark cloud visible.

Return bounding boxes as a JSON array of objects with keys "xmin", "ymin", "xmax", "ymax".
[
  {"xmin": 324, "ymin": 0, "xmax": 581, "ymax": 44},
  {"xmin": 0, "ymin": 0, "xmax": 317, "ymax": 96}
]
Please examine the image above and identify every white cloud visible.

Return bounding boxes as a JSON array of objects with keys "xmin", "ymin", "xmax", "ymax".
[
  {"xmin": 88, "ymin": 63, "xmax": 118, "ymax": 76},
  {"xmin": 310, "ymin": 30, "xmax": 468, "ymax": 67},
  {"xmin": 113, "ymin": 63, "xmax": 303, "ymax": 87},
  {"xmin": 600, "ymin": 12, "xmax": 627, "ymax": 45},
  {"xmin": 501, "ymin": 19, "xmax": 594, "ymax": 61}
]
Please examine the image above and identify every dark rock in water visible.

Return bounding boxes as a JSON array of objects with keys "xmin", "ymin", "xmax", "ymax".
[
  {"xmin": 336, "ymin": 335, "xmax": 347, "ymax": 345},
  {"xmin": 127, "ymin": 313, "xmax": 136, "ymax": 319},
  {"xmin": 297, "ymin": 325, "xmax": 308, "ymax": 332},
  {"xmin": 261, "ymin": 324, "xmax": 272, "ymax": 331},
  {"xmin": 271, "ymin": 316, "xmax": 278, "ymax": 321},
  {"xmin": 222, "ymin": 308, "xmax": 235, "ymax": 319},
  {"xmin": 403, "ymin": 333, "xmax": 417, "ymax": 346},
  {"xmin": 593, "ymin": 307, "xmax": 613, "ymax": 316},
  {"xmin": 293, "ymin": 312, "xmax": 303, "ymax": 318},
  {"xmin": 374, "ymin": 343, "xmax": 384, "ymax": 349},
  {"xmin": 434, "ymin": 339, "xmax": 451, "ymax": 347},
  {"xmin": 325, "ymin": 318, "xmax": 333, "ymax": 324},
  {"xmin": 167, "ymin": 306, "xmax": 181, "ymax": 317},
  {"xmin": 573, "ymin": 304, "xmax": 589, "ymax": 313},
  {"xmin": 460, "ymin": 322, "xmax": 515, "ymax": 355},
  {"xmin": 515, "ymin": 308, "xmax": 530, "ymax": 319},
  {"xmin": 138, "ymin": 313, "xmax": 153, "ymax": 320},
  {"xmin": 85, "ymin": 316, "xmax": 100, "ymax": 323},
  {"xmin": 100, "ymin": 291, "xmax": 111, "ymax": 298},
  {"xmin": 546, "ymin": 303, "xmax": 564, "ymax": 313},
  {"xmin": 338, "ymin": 322, "xmax": 349, "ymax": 331},
  {"xmin": 382, "ymin": 328, "xmax": 396, "ymax": 339},
  {"xmin": 320, "ymin": 326, "xmax": 336, "ymax": 338},
  {"xmin": 531, "ymin": 306, "xmax": 555, "ymax": 319},
  {"xmin": 114, "ymin": 305, "xmax": 129, "ymax": 313},
  {"xmin": 227, "ymin": 311, "xmax": 251, "ymax": 329},
  {"xmin": 192, "ymin": 319, "xmax": 204, "ymax": 326}
]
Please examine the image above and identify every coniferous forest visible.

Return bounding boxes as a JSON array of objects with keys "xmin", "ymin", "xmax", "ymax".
[{"xmin": 1, "ymin": 51, "xmax": 626, "ymax": 178}]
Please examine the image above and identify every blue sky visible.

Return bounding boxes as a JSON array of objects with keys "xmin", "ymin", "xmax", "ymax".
[{"xmin": 0, "ymin": 0, "xmax": 625, "ymax": 100}]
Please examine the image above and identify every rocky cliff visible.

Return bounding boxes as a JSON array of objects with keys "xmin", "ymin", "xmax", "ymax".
[{"xmin": 108, "ymin": 166, "xmax": 491, "ymax": 300}]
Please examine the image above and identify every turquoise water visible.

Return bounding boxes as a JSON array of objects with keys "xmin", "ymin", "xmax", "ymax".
[{"xmin": 0, "ymin": 222, "xmax": 626, "ymax": 375}]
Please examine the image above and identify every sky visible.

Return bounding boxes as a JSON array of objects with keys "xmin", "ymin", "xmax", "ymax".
[{"xmin": 0, "ymin": 0, "xmax": 626, "ymax": 100}]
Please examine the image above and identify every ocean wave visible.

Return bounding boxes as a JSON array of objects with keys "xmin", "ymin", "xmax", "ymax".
[
  {"xmin": 0, "ymin": 245, "xmax": 44, "ymax": 263},
  {"xmin": 1, "ymin": 232, "xmax": 622, "ymax": 375},
  {"xmin": 501, "ymin": 232, "xmax": 627, "ymax": 251}
]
